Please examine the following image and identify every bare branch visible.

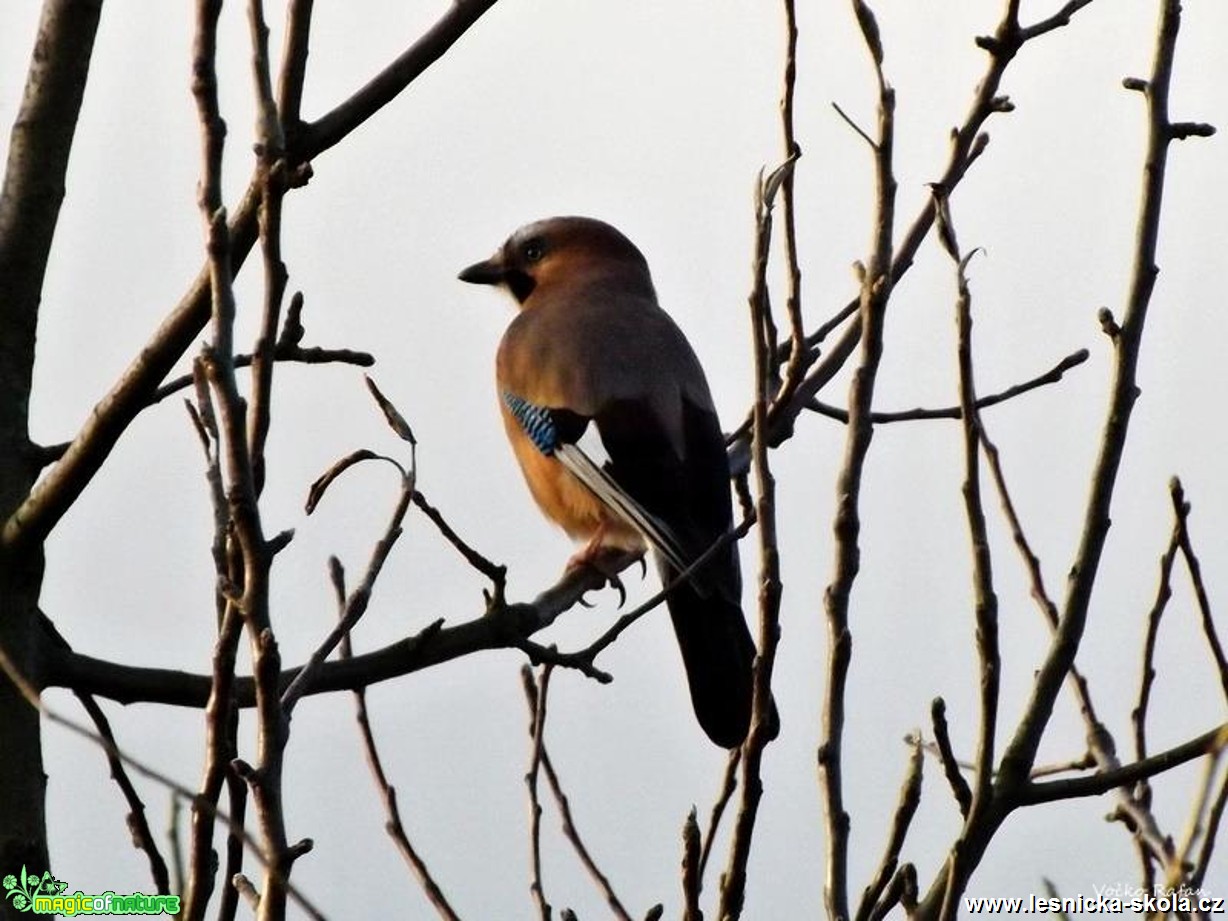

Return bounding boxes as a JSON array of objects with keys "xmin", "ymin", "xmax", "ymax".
[
  {"xmin": 153, "ymin": 344, "xmax": 374, "ymax": 410},
  {"xmin": 1191, "ymin": 746, "xmax": 1228, "ymax": 889},
  {"xmin": 817, "ymin": 5, "xmax": 896, "ymax": 917},
  {"xmin": 804, "ymin": 349, "xmax": 1090, "ymax": 425},
  {"xmin": 856, "ymin": 737, "xmax": 923, "ymax": 921},
  {"xmin": 1169, "ymin": 478, "xmax": 1228, "ymax": 702},
  {"xmin": 1134, "ymin": 498, "xmax": 1182, "ymax": 761},
  {"xmin": 1021, "ymin": 725, "xmax": 1226, "ymax": 805},
  {"xmin": 46, "ymin": 551, "xmax": 640, "ymax": 707},
  {"xmin": 275, "ymin": 0, "xmax": 313, "ymax": 131},
  {"xmin": 776, "ymin": 0, "xmax": 806, "ymax": 400},
  {"xmin": 75, "ymin": 692, "xmax": 171, "ymax": 893},
  {"xmin": 520, "ymin": 669, "xmax": 634, "ymax": 921},
  {"xmin": 1174, "ymin": 740, "xmax": 1228, "ymax": 879},
  {"xmin": 412, "ymin": 489, "xmax": 508, "ymax": 594},
  {"xmin": 681, "ymin": 810, "xmax": 701, "ymax": 921},
  {"xmin": 524, "ymin": 664, "xmax": 554, "ymax": 921},
  {"xmin": 340, "ymin": 594, "xmax": 460, "ymax": 921},
  {"xmin": 831, "ymin": 101, "xmax": 878, "ymax": 150},
  {"xmin": 245, "ymin": 0, "xmax": 290, "ymax": 497},
  {"xmin": 303, "ymin": 1, "xmax": 501, "ymax": 156},
  {"xmin": 717, "ymin": 146, "xmax": 791, "ymax": 920},
  {"xmin": 283, "ymin": 429, "xmax": 417, "ymax": 712},
  {"xmin": 1018, "ymin": 0, "xmax": 1100, "ymax": 41},
  {"xmin": 930, "ymin": 698, "xmax": 972, "ymax": 816},
  {"xmin": 699, "ymin": 749, "xmax": 740, "ymax": 881},
  {"xmin": 948, "ymin": 224, "xmax": 1000, "ymax": 809}
]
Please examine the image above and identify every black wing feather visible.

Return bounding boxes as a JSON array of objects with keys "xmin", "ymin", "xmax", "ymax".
[{"xmin": 595, "ymin": 396, "xmax": 756, "ymax": 747}]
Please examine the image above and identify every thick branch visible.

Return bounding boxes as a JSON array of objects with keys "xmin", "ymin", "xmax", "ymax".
[{"xmin": 45, "ymin": 562, "xmax": 624, "ymax": 707}]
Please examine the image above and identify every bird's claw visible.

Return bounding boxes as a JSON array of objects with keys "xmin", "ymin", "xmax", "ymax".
[
  {"xmin": 565, "ymin": 545, "xmax": 637, "ymax": 608},
  {"xmin": 578, "ymin": 568, "xmax": 626, "ymax": 608},
  {"xmin": 607, "ymin": 572, "xmax": 627, "ymax": 607}
]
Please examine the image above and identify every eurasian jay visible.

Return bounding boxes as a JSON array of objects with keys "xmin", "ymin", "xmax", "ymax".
[{"xmin": 459, "ymin": 216, "xmax": 757, "ymax": 748}]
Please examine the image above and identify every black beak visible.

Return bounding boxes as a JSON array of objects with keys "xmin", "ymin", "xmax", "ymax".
[{"xmin": 458, "ymin": 255, "xmax": 505, "ymax": 286}]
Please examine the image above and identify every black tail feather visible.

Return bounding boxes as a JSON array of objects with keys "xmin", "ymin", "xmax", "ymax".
[{"xmin": 663, "ymin": 575, "xmax": 757, "ymax": 748}]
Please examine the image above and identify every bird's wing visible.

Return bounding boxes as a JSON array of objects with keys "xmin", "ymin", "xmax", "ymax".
[
  {"xmin": 501, "ymin": 391, "xmax": 689, "ymax": 571},
  {"xmin": 591, "ymin": 392, "xmax": 740, "ymax": 602}
]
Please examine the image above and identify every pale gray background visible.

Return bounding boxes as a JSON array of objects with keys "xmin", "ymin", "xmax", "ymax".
[{"xmin": 2, "ymin": 1, "xmax": 1226, "ymax": 916}]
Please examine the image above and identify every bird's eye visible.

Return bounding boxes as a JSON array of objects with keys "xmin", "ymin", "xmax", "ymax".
[{"xmin": 522, "ymin": 239, "xmax": 545, "ymax": 263}]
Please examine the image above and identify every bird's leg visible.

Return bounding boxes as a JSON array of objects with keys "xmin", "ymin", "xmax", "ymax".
[
  {"xmin": 566, "ymin": 522, "xmax": 613, "ymax": 571},
  {"xmin": 565, "ymin": 528, "xmax": 643, "ymax": 608}
]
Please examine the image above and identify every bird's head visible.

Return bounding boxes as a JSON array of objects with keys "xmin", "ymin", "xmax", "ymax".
[{"xmin": 458, "ymin": 216, "xmax": 653, "ymax": 305}]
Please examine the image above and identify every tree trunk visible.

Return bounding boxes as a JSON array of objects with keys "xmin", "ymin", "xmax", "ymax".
[{"xmin": 0, "ymin": 2, "xmax": 103, "ymax": 907}]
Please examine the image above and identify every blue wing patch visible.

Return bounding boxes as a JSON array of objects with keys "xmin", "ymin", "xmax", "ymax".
[
  {"xmin": 502, "ymin": 391, "xmax": 560, "ymax": 455},
  {"xmin": 501, "ymin": 390, "xmax": 690, "ymax": 572}
]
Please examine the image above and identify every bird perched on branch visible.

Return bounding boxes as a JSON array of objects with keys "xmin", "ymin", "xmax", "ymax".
[{"xmin": 459, "ymin": 216, "xmax": 758, "ymax": 747}]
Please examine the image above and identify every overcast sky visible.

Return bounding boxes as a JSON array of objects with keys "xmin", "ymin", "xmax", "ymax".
[{"xmin": 3, "ymin": 1, "xmax": 1226, "ymax": 916}]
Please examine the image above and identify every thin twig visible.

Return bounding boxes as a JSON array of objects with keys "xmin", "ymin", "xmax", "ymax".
[
  {"xmin": 996, "ymin": 0, "xmax": 1200, "ymax": 790},
  {"xmin": 930, "ymin": 699, "xmax": 971, "ymax": 816},
  {"xmin": 185, "ymin": 365, "xmax": 249, "ymax": 921},
  {"xmin": 412, "ymin": 489, "xmax": 507, "ymax": 593},
  {"xmin": 217, "ymin": 764, "xmax": 248, "ymax": 921},
  {"xmin": 339, "ymin": 576, "xmax": 461, "ymax": 921},
  {"xmin": 1170, "ymin": 478, "xmax": 1228, "ymax": 702},
  {"xmin": 804, "ymin": 349, "xmax": 1090, "ymax": 424},
  {"xmin": 1020, "ymin": 724, "xmax": 1226, "ymax": 805},
  {"xmin": 979, "ymin": 422, "xmax": 1113, "ymax": 745},
  {"xmin": 1128, "ymin": 488, "xmax": 1182, "ymax": 886},
  {"xmin": 698, "ymin": 748, "xmax": 741, "ymax": 880},
  {"xmin": 34, "ymin": 613, "xmax": 172, "ymax": 893},
  {"xmin": 524, "ymin": 664, "xmax": 554, "ymax": 921},
  {"xmin": 717, "ymin": 143, "xmax": 790, "ymax": 921},
  {"xmin": 167, "ymin": 796, "xmax": 185, "ymax": 898},
  {"xmin": 941, "ymin": 214, "xmax": 1002, "ymax": 909},
  {"xmin": 1191, "ymin": 736, "xmax": 1228, "ymax": 889},
  {"xmin": 283, "ymin": 433, "xmax": 417, "ymax": 712},
  {"xmin": 855, "ymin": 737, "xmax": 923, "ymax": 921},
  {"xmin": 681, "ymin": 810, "xmax": 702, "ymax": 921},
  {"xmin": 1174, "ymin": 739, "xmax": 1228, "ymax": 879},
  {"xmin": 818, "ymin": 5, "xmax": 896, "ymax": 918},
  {"xmin": 184, "ymin": 5, "xmax": 255, "ymax": 914},
  {"xmin": 831, "ymin": 100, "xmax": 877, "ymax": 149},
  {"xmin": 246, "ymin": 0, "xmax": 287, "ymax": 499},
  {"xmin": 776, "ymin": 0, "xmax": 807, "ymax": 404},
  {"xmin": 73, "ymin": 692, "xmax": 171, "ymax": 893},
  {"xmin": 1134, "ymin": 520, "xmax": 1178, "ymax": 760},
  {"xmin": 520, "ymin": 670, "xmax": 633, "ymax": 921}
]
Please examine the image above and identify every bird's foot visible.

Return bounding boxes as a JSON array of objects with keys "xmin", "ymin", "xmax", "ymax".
[
  {"xmin": 565, "ymin": 544, "xmax": 642, "ymax": 608},
  {"xmin": 565, "ymin": 525, "xmax": 612, "ymax": 572}
]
